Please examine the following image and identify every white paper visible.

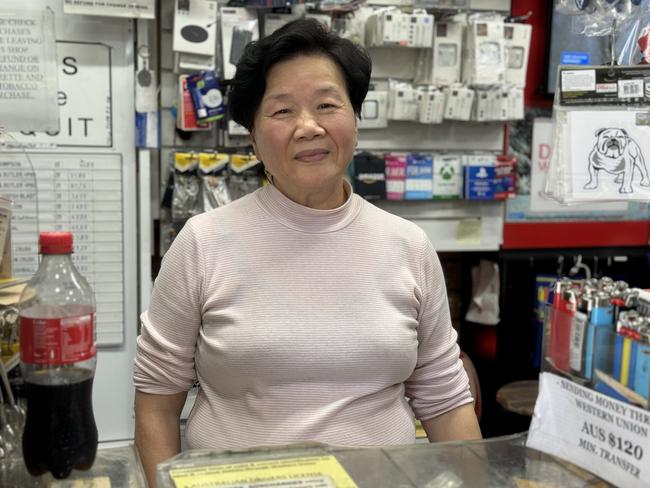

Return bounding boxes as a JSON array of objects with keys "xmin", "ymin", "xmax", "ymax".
[
  {"xmin": 2, "ymin": 152, "xmax": 125, "ymax": 345},
  {"xmin": 6, "ymin": 41, "xmax": 112, "ymax": 148},
  {"xmin": 530, "ymin": 118, "xmax": 627, "ymax": 212},
  {"xmin": 63, "ymin": 0, "xmax": 155, "ymax": 19},
  {"xmin": 0, "ymin": 198, "xmax": 11, "ymax": 263},
  {"xmin": 527, "ymin": 373, "xmax": 650, "ymax": 488},
  {"xmin": 568, "ymin": 111, "xmax": 650, "ymax": 202},
  {"xmin": 0, "ymin": 5, "xmax": 59, "ymax": 132}
]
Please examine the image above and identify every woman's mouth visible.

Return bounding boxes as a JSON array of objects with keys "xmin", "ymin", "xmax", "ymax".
[{"xmin": 294, "ymin": 149, "xmax": 330, "ymax": 162}]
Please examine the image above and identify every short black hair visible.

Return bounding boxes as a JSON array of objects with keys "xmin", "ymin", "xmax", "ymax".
[{"xmin": 229, "ymin": 18, "xmax": 372, "ymax": 132}]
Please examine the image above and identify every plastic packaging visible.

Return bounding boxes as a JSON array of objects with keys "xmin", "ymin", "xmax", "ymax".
[{"xmin": 18, "ymin": 231, "xmax": 98, "ymax": 479}]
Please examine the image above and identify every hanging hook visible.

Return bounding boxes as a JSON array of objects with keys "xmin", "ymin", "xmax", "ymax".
[{"xmin": 556, "ymin": 255, "xmax": 565, "ymax": 277}]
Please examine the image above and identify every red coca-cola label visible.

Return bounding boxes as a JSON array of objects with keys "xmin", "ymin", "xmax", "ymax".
[{"xmin": 20, "ymin": 313, "xmax": 96, "ymax": 365}]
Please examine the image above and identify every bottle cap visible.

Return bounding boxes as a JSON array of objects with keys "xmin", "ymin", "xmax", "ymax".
[{"xmin": 39, "ymin": 231, "xmax": 73, "ymax": 254}]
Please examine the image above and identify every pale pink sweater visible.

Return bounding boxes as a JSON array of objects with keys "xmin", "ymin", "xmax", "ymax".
[{"xmin": 133, "ymin": 183, "xmax": 472, "ymax": 450}]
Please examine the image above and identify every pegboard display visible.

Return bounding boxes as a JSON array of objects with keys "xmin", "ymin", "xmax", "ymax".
[{"xmin": 151, "ymin": 0, "xmax": 519, "ymax": 253}]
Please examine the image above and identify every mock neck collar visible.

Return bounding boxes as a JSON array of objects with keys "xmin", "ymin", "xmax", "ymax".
[{"xmin": 255, "ymin": 180, "xmax": 362, "ymax": 234}]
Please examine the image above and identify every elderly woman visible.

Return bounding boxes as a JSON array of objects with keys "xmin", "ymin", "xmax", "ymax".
[{"xmin": 133, "ymin": 18, "xmax": 481, "ymax": 487}]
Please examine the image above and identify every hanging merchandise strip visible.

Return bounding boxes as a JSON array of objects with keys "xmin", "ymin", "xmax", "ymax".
[
  {"xmin": 544, "ymin": 64, "xmax": 650, "ymax": 204},
  {"xmin": 559, "ymin": 65, "xmax": 650, "ymax": 106},
  {"xmin": 1, "ymin": 152, "xmax": 124, "ymax": 346}
]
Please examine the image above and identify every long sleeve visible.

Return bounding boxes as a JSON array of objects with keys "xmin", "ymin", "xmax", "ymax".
[
  {"xmin": 133, "ymin": 218, "xmax": 205, "ymax": 394},
  {"xmin": 404, "ymin": 232, "xmax": 473, "ymax": 420}
]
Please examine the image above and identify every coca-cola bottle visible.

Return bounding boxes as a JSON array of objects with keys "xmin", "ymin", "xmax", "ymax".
[{"xmin": 18, "ymin": 231, "xmax": 98, "ymax": 479}]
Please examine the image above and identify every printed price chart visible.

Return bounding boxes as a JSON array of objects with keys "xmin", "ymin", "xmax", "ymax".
[{"xmin": 1, "ymin": 152, "xmax": 124, "ymax": 345}]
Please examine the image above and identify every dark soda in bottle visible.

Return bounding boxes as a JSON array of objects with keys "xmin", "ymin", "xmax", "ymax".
[{"xmin": 19, "ymin": 232, "xmax": 98, "ymax": 479}]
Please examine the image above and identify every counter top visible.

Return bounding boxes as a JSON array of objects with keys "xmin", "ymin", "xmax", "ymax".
[
  {"xmin": 2, "ymin": 444, "xmax": 146, "ymax": 487},
  {"xmin": 2, "ymin": 433, "xmax": 612, "ymax": 487},
  {"xmin": 157, "ymin": 433, "xmax": 613, "ymax": 488}
]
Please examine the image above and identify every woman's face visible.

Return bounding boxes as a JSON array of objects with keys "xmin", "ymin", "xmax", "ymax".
[{"xmin": 251, "ymin": 54, "xmax": 358, "ymax": 209}]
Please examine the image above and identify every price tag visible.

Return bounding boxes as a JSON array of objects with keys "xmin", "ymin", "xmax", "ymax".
[{"xmin": 527, "ymin": 373, "xmax": 650, "ymax": 488}]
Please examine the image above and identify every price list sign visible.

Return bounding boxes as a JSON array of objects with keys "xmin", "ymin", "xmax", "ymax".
[
  {"xmin": 1, "ymin": 152, "xmax": 124, "ymax": 345},
  {"xmin": 527, "ymin": 372, "xmax": 650, "ymax": 488}
]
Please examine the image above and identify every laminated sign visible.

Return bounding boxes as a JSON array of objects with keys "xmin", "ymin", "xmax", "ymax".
[
  {"xmin": 527, "ymin": 372, "xmax": 650, "ymax": 488},
  {"xmin": 0, "ymin": 5, "xmax": 59, "ymax": 132},
  {"xmin": 63, "ymin": 0, "xmax": 155, "ymax": 19}
]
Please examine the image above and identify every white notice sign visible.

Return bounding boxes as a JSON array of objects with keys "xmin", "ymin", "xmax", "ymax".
[
  {"xmin": 7, "ymin": 41, "xmax": 112, "ymax": 148},
  {"xmin": 530, "ymin": 118, "xmax": 627, "ymax": 213},
  {"xmin": 63, "ymin": 0, "xmax": 155, "ymax": 19},
  {"xmin": 0, "ymin": 5, "xmax": 59, "ymax": 132},
  {"xmin": 527, "ymin": 373, "xmax": 650, "ymax": 488},
  {"xmin": 2, "ymin": 152, "xmax": 124, "ymax": 345}
]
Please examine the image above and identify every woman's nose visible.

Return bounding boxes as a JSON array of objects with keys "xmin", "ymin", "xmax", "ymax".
[{"xmin": 295, "ymin": 111, "xmax": 325, "ymax": 139}]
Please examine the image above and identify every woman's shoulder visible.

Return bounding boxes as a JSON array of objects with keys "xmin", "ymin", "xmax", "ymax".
[
  {"xmin": 187, "ymin": 190, "xmax": 263, "ymax": 230},
  {"xmin": 356, "ymin": 196, "xmax": 428, "ymax": 242}
]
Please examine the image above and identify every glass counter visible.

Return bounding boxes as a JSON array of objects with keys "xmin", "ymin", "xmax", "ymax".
[
  {"xmin": 157, "ymin": 433, "xmax": 612, "ymax": 488},
  {"xmin": 1, "ymin": 443, "xmax": 146, "ymax": 487}
]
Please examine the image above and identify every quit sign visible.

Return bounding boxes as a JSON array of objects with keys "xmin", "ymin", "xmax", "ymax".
[{"xmin": 14, "ymin": 41, "xmax": 112, "ymax": 147}]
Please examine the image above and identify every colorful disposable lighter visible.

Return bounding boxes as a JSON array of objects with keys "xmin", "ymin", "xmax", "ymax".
[
  {"xmin": 583, "ymin": 291, "xmax": 614, "ymax": 381},
  {"xmin": 614, "ymin": 312, "xmax": 642, "ymax": 388},
  {"xmin": 549, "ymin": 279, "xmax": 575, "ymax": 373},
  {"xmin": 632, "ymin": 325, "xmax": 650, "ymax": 399}
]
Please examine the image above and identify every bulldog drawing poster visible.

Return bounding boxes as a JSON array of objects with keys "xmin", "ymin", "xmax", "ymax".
[{"xmin": 568, "ymin": 110, "xmax": 650, "ymax": 201}]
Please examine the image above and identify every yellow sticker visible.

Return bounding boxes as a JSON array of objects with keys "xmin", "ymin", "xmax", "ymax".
[
  {"xmin": 169, "ymin": 455, "xmax": 358, "ymax": 488},
  {"xmin": 455, "ymin": 218, "xmax": 481, "ymax": 244}
]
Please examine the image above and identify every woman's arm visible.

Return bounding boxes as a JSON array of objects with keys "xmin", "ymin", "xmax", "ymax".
[
  {"xmin": 421, "ymin": 402, "xmax": 482, "ymax": 442},
  {"xmin": 134, "ymin": 389, "xmax": 189, "ymax": 488}
]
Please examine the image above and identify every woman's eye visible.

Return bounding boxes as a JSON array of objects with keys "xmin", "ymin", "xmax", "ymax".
[
  {"xmin": 318, "ymin": 103, "xmax": 336, "ymax": 110},
  {"xmin": 272, "ymin": 108, "xmax": 290, "ymax": 116}
]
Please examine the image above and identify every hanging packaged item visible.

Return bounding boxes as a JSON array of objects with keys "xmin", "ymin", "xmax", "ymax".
[
  {"xmin": 228, "ymin": 154, "xmax": 263, "ymax": 200},
  {"xmin": 443, "ymin": 84, "xmax": 475, "ymax": 121},
  {"xmin": 172, "ymin": 152, "xmax": 201, "ymax": 221},
  {"xmin": 359, "ymin": 90, "xmax": 389, "ymax": 129},
  {"xmin": 432, "ymin": 154, "xmax": 462, "ymax": 199},
  {"xmin": 353, "ymin": 152, "xmax": 386, "ymax": 200},
  {"xmin": 461, "ymin": 15, "xmax": 506, "ymax": 87},
  {"xmin": 432, "ymin": 21, "xmax": 464, "ymax": 86},
  {"xmin": 199, "ymin": 153, "xmax": 232, "ymax": 211},
  {"xmin": 405, "ymin": 153, "xmax": 433, "ymax": 200},
  {"xmin": 463, "ymin": 153, "xmax": 496, "ymax": 200},
  {"xmin": 177, "ymin": 75, "xmax": 212, "ymax": 131},
  {"xmin": 385, "ymin": 153, "xmax": 407, "ymax": 200},
  {"xmin": 187, "ymin": 70, "xmax": 225, "ymax": 123},
  {"xmin": 545, "ymin": 65, "xmax": 650, "ymax": 204},
  {"xmin": 387, "ymin": 80, "xmax": 418, "ymax": 121},
  {"xmin": 504, "ymin": 23, "xmax": 532, "ymax": 88},
  {"xmin": 416, "ymin": 86, "xmax": 446, "ymax": 124}
]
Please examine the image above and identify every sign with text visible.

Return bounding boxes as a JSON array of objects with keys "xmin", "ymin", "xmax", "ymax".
[
  {"xmin": 7, "ymin": 41, "xmax": 112, "ymax": 148},
  {"xmin": 63, "ymin": 0, "xmax": 155, "ymax": 19},
  {"xmin": 527, "ymin": 373, "xmax": 650, "ymax": 488},
  {"xmin": 2, "ymin": 152, "xmax": 124, "ymax": 345},
  {"xmin": 0, "ymin": 6, "xmax": 59, "ymax": 132},
  {"xmin": 530, "ymin": 118, "xmax": 627, "ymax": 213}
]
